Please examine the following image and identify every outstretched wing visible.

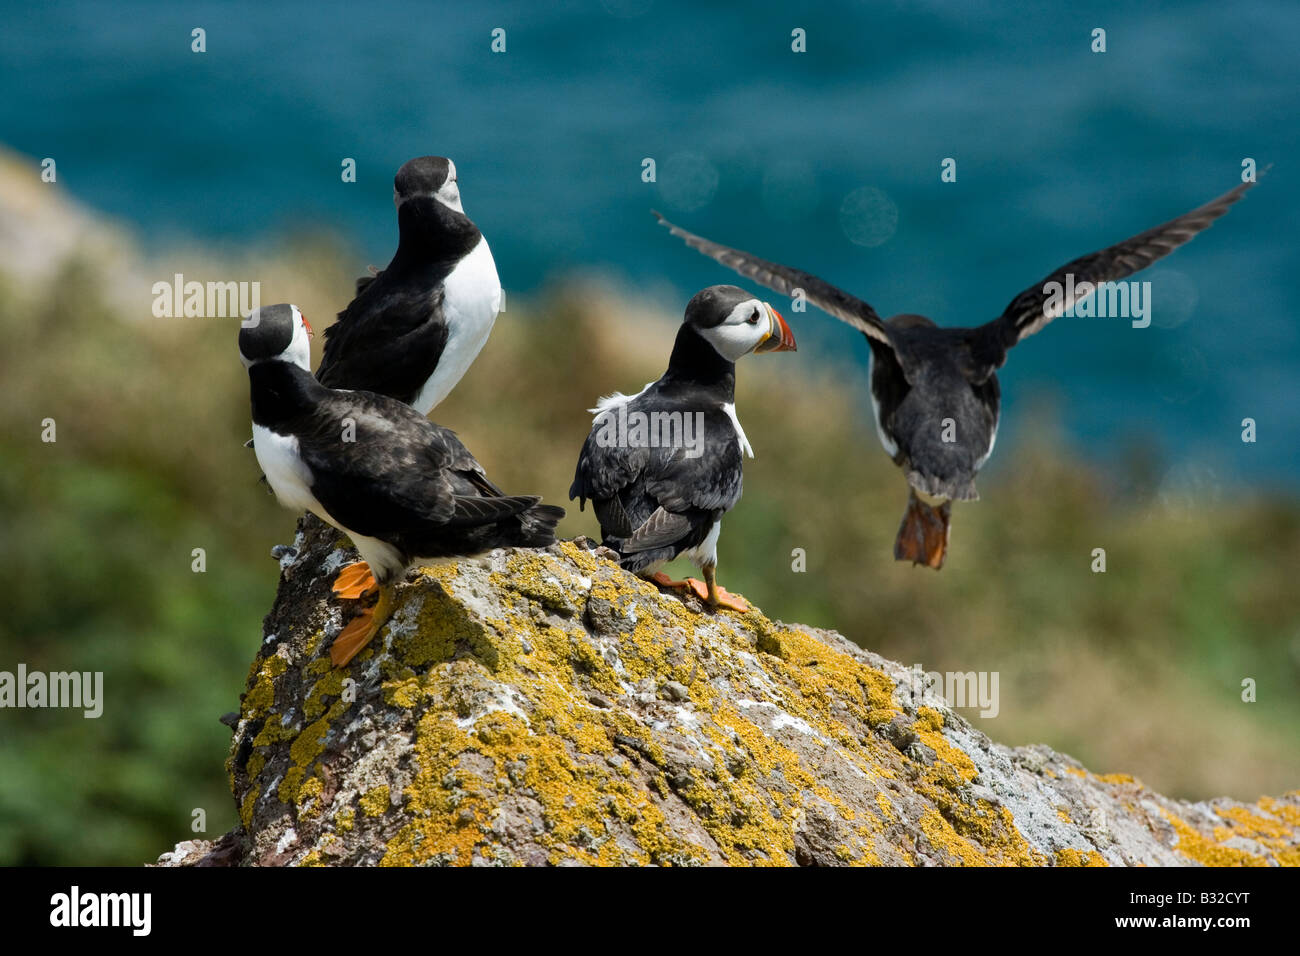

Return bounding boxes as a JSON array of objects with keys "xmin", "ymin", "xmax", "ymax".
[
  {"xmin": 654, "ymin": 212, "xmax": 894, "ymax": 348},
  {"xmin": 989, "ymin": 176, "xmax": 1261, "ymax": 351}
]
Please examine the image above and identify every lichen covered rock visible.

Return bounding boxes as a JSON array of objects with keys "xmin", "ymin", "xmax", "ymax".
[{"xmin": 161, "ymin": 517, "xmax": 1300, "ymax": 866}]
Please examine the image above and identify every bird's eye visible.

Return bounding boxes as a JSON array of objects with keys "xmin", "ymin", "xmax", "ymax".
[{"xmin": 747, "ymin": 310, "xmax": 760, "ymax": 324}]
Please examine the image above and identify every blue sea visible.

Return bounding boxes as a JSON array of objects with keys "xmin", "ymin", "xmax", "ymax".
[{"xmin": 2, "ymin": 0, "xmax": 1296, "ymax": 485}]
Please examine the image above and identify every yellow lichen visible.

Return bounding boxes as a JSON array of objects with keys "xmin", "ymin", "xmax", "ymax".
[
  {"xmin": 359, "ymin": 785, "xmax": 390, "ymax": 818},
  {"xmin": 1210, "ymin": 804, "xmax": 1300, "ymax": 866},
  {"xmin": 918, "ymin": 808, "xmax": 986, "ymax": 866},
  {"xmin": 239, "ymin": 786, "xmax": 259, "ymax": 829},
  {"xmin": 1056, "ymin": 848, "xmax": 1107, "ymax": 866},
  {"xmin": 1162, "ymin": 809, "xmax": 1267, "ymax": 866},
  {"xmin": 242, "ymin": 653, "xmax": 288, "ymax": 719},
  {"xmin": 1096, "ymin": 773, "xmax": 1137, "ymax": 786},
  {"xmin": 296, "ymin": 775, "xmax": 324, "ymax": 818}
]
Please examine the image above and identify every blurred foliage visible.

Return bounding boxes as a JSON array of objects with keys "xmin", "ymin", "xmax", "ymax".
[{"xmin": 0, "ymin": 238, "xmax": 1297, "ymax": 866}]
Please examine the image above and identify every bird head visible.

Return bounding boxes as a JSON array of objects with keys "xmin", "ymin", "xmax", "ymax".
[
  {"xmin": 238, "ymin": 303, "xmax": 312, "ymax": 371},
  {"xmin": 393, "ymin": 156, "xmax": 463, "ymax": 214},
  {"xmin": 685, "ymin": 284, "xmax": 796, "ymax": 362}
]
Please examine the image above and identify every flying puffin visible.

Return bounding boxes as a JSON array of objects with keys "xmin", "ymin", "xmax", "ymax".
[
  {"xmin": 240, "ymin": 303, "xmax": 563, "ymax": 666},
  {"xmin": 655, "ymin": 176, "xmax": 1260, "ymax": 568},
  {"xmin": 316, "ymin": 156, "xmax": 502, "ymax": 414},
  {"xmin": 570, "ymin": 285, "xmax": 796, "ymax": 611}
]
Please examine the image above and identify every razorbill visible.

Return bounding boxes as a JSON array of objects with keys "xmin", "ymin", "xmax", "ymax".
[
  {"xmin": 240, "ymin": 303, "xmax": 563, "ymax": 666},
  {"xmin": 570, "ymin": 285, "xmax": 796, "ymax": 611},
  {"xmin": 317, "ymin": 156, "xmax": 502, "ymax": 414},
  {"xmin": 655, "ymin": 177, "xmax": 1260, "ymax": 568}
]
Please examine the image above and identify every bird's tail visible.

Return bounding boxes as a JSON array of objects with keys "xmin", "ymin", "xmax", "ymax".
[{"xmin": 510, "ymin": 502, "xmax": 566, "ymax": 548}]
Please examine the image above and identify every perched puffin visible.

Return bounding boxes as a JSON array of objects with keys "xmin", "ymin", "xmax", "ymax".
[
  {"xmin": 240, "ymin": 303, "xmax": 563, "ymax": 666},
  {"xmin": 570, "ymin": 285, "xmax": 796, "ymax": 611},
  {"xmin": 317, "ymin": 156, "xmax": 502, "ymax": 414},
  {"xmin": 656, "ymin": 177, "xmax": 1259, "ymax": 568}
]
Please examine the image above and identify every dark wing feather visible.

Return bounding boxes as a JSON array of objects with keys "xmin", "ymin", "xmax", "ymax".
[
  {"xmin": 445, "ymin": 494, "xmax": 538, "ymax": 526},
  {"xmin": 316, "ymin": 277, "xmax": 450, "ymax": 401},
  {"xmin": 654, "ymin": 211, "xmax": 894, "ymax": 348},
  {"xmin": 592, "ymin": 493, "xmax": 635, "ymax": 538},
  {"xmin": 569, "ymin": 413, "xmax": 652, "ymax": 507},
  {"xmin": 645, "ymin": 441, "xmax": 743, "ymax": 515},
  {"xmin": 989, "ymin": 177, "xmax": 1261, "ymax": 352},
  {"xmin": 619, "ymin": 507, "xmax": 694, "ymax": 554}
]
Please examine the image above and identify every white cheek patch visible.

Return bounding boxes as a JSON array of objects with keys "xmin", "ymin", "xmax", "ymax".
[
  {"xmin": 286, "ymin": 309, "xmax": 312, "ymax": 370},
  {"xmin": 435, "ymin": 181, "xmax": 464, "ymax": 213},
  {"xmin": 702, "ymin": 300, "xmax": 767, "ymax": 361}
]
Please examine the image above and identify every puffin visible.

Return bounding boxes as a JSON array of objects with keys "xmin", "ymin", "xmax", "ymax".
[
  {"xmin": 655, "ymin": 177, "xmax": 1259, "ymax": 568},
  {"xmin": 240, "ymin": 303, "xmax": 563, "ymax": 666},
  {"xmin": 570, "ymin": 285, "xmax": 796, "ymax": 611},
  {"xmin": 316, "ymin": 156, "xmax": 502, "ymax": 414}
]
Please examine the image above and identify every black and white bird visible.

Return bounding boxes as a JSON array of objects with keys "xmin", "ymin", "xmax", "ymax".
[
  {"xmin": 240, "ymin": 303, "xmax": 563, "ymax": 666},
  {"xmin": 317, "ymin": 156, "xmax": 502, "ymax": 414},
  {"xmin": 570, "ymin": 285, "xmax": 796, "ymax": 611},
  {"xmin": 656, "ymin": 177, "xmax": 1259, "ymax": 568}
]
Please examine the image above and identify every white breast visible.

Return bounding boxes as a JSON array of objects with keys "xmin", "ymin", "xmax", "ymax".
[
  {"xmin": 721, "ymin": 402, "xmax": 754, "ymax": 459},
  {"xmin": 252, "ymin": 425, "xmax": 321, "ymax": 515},
  {"xmin": 412, "ymin": 236, "xmax": 502, "ymax": 414},
  {"xmin": 253, "ymin": 425, "xmax": 408, "ymax": 583}
]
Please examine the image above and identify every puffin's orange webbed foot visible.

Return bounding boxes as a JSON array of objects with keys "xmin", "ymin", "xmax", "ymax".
[
  {"xmin": 330, "ymin": 585, "xmax": 394, "ymax": 668},
  {"xmin": 894, "ymin": 491, "xmax": 950, "ymax": 570},
  {"xmin": 649, "ymin": 572, "xmax": 711, "ymax": 606},
  {"xmin": 331, "ymin": 607, "xmax": 377, "ymax": 668},
  {"xmin": 332, "ymin": 561, "xmax": 377, "ymax": 599},
  {"xmin": 702, "ymin": 563, "xmax": 750, "ymax": 613},
  {"xmin": 650, "ymin": 571, "xmax": 691, "ymax": 590},
  {"xmin": 708, "ymin": 587, "xmax": 750, "ymax": 613}
]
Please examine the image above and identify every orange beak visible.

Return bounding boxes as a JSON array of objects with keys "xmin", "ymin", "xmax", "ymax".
[
  {"xmin": 754, "ymin": 304, "xmax": 796, "ymax": 352},
  {"xmin": 300, "ymin": 311, "xmax": 313, "ymax": 340}
]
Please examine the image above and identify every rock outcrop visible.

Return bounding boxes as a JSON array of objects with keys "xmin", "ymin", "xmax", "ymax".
[{"xmin": 159, "ymin": 519, "xmax": 1300, "ymax": 866}]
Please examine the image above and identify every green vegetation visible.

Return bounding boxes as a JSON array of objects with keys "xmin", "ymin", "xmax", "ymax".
[{"xmin": 0, "ymin": 237, "xmax": 1295, "ymax": 865}]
